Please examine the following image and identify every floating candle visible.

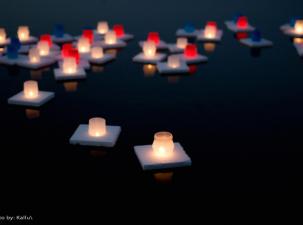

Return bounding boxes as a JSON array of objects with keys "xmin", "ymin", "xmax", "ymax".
[
  {"xmin": 23, "ymin": 80, "xmax": 39, "ymax": 99},
  {"xmin": 176, "ymin": 37, "xmax": 188, "ymax": 49},
  {"xmin": 204, "ymin": 21, "xmax": 217, "ymax": 39},
  {"xmin": 295, "ymin": 20, "xmax": 303, "ymax": 34},
  {"xmin": 29, "ymin": 48, "xmax": 40, "ymax": 64},
  {"xmin": 40, "ymin": 34, "xmax": 52, "ymax": 47},
  {"xmin": 82, "ymin": 30, "xmax": 94, "ymax": 44},
  {"xmin": 237, "ymin": 16, "xmax": 248, "ymax": 29},
  {"xmin": 167, "ymin": 55, "xmax": 181, "ymax": 68},
  {"xmin": 61, "ymin": 43, "xmax": 73, "ymax": 58},
  {"xmin": 37, "ymin": 40, "xmax": 50, "ymax": 56},
  {"xmin": 104, "ymin": 31, "xmax": 117, "ymax": 44},
  {"xmin": 152, "ymin": 131, "xmax": 174, "ymax": 157},
  {"xmin": 18, "ymin": 26, "xmax": 30, "ymax": 41},
  {"xmin": 0, "ymin": 28, "xmax": 6, "ymax": 44},
  {"xmin": 147, "ymin": 32, "xmax": 160, "ymax": 45},
  {"xmin": 77, "ymin": 37, "xmax": 91, "ymax": 53},
  {"xmin": 88, "ymin": 117, "xmax": 106, "ymax": 137},
  {"xmin": 97, "ymin": 21, "xmax": 109, "ymax": 34},
  {"xmin": 143, "ymin": 41, "xmax": 156, "ymax": 58},
  {"xmin": 184, "ymin": 44, "xmax": 198, "ymax": 58},
  {"xmin": 63, "ymin": 57, "xmax": 77, "ymax": 74},
  {"xmin": 113, "ymin": 24, "xmax": 125, "ymax": 37},
  {"xmin": 91, "ymin": 46, "xmax": 104, "ymax": 59}
]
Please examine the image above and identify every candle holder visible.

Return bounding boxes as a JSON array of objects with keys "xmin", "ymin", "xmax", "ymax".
[
  {"xmin": 168, "ymin": 37, "xmax": 188, "ymax": 53},
  {"xmin": 86, "ymin": 46, "xmax": 115, "ymax": 65},
  {"xmin": 225, "ymin": 14, "xmax": 255, "ymax": 32},
  {"xmin": 100, "ymin": 30, "xmax": 127, "ymax": 49},
  {"xmin": 8, "ymin": 80, "xmax": 54, "ymax": 107},
  {"xmin": 51, "ymin": 24, "xmax": 74, "ymax": 44},
  {"xmin": 156, "ymin": 55, "xmax": 189, "ymax": 74},
  {"xmin": 0, "ymin": 28, "xmax": 10, "ymax": 47},
  {"xmin": 70, "ymin": 117, "xmax": 121, "ymax": 147},
  {"xmin": 281, "ymin": 19, "xmax": 303, "ymax": 38},
  {"xmin": 77, "ymin": 37, "xmax": 91, "ymax": 54},
  {"xmin": 17, "ymin": 26, "xmax": 38, "ymax": 44},
  {"xmin": 96, "ymin": 21, "xmax": 109, "ymax": 35},
  {"xmin": 197, "ymin": 21, "xmax": 223, "ymax": 42},
  {"xmin": 176, "ymin": 23, "xmax": 199, "ymax": 37},
  {"xmin": 139, "ymin": 32, "xmax": 168, "ymax": 50},
  {"xmin": 134, "ymin": 131, "xmax": 192, "ymax": 170},
  {"xmin": 54, "ymin": 57, "xmax": 86, "ymax": 80},
  {"xmin": 239, "ymin": 30, "xmax": 273, "ymax": 48},
  {"xmin": 174, "ymin": 44, "xmax": 208, "ymax": 64},
  {"xmin": 113, "ymin": 24, "xmax": 134, "ymax": 41},
  {"xmin": 133, "ymin": 41, "xmax": 166, "ymax": 64}
]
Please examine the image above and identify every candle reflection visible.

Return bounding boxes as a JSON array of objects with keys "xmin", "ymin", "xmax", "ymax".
[
  {"xmin": 203, "ymin": 43, "xmax": 216, "ymax": 53},
  {"xmin": 143, "ymin": 64, "xmax": 156, "ymax": 77},
  {"xmin": 91, "ymin": 65, "xmax": 104, "ymax": 73},
  {"xmin": 30, "ymin": 69, "xmax": 43, "ymax": 80},
  {"xmin": 25, "ymin": 108, "xmax": 40, "ymax": 119},
  {"xmin": 167, "ymin": 76, "xmax": 180, "ymax": 83},
  {"xmin": 63, "ymin": 81, "xmax": 78, "ymax": 92},
  {"xmin": 293, "ymin": 38, "xmax": 303, "ymax": 44},
  {"xmin": 90, "ymin": 149, "xmax": 108, "ymax": 158},
  {"xmin": 153, "ymin": 172, "xmax": 174, "ymax": 184}
]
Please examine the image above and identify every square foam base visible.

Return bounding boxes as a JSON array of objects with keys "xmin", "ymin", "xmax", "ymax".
[
  {"xmin": 156, "ymin": 61, "xmax": 189, "ymax": 74},
  {"xmin": 139, "ymin": 41, "xmax": 168, "ymax": 50},
  {"xmin": 225, "ymin": 21, "xmax": 255, "ymax": 32},
  {"xmin": 100, "ymin": 40, "xmax": 126, "ymax": 49},
  {"xmin": 52, "ymin": 34, "xmax": 74, "ymax": 44},
  {"xmin": 118, "ymin": 33, "xmax": 134, "ymax": 41},
  {"xmin": 167, "ymin": 44, "xmax": 185, "ymax": 53},
  {"xmin": 0, "ymin": 55, "xmax": 27, "ymax": 66},
  {"xmin": 176, "ymin": 29, "xmax": 200, "ymax": 37},
  {"xmin": 174, "ymin": 54, "xmax": 208, "ymax": 64},
  {"xmin": 240, "ymin": 38, "xmax": 273, "ymax": 48},
  {"xmin": 87, "ymin": 54, "xmax": 115, "ymax": 64},
  {"xmin": 54, "ymin": 68, "xmax": 86, "ymax": 80},
  {"xmin": 17, "ymin": 57, "xmax": 56, "ymax": 69},
  {"xmin": 20, "ymin": 36, "xmax": 38, "ymax": 45},
  {"xmin": 294, "ymin": 43, "xmax": 303, "ymax": 57},
  {"xmin": 134, "ymin": 143, "xmax": 192, "ymax": 170},
  {"xmin": 282, "ymin": 27, "xmax": 303, "ymax": 38},
  {"xmin": 8, "ymin": 91, "xmax": 54, "ymax": 107},
  {"xmin": 133, "ymin": 53, "xmax": 166, "ymax": 64},
  {"xmin": 69, "ymin": 125, "xmax": 121, "ymax": 147},
  {"xmin": 197, "ymin": 30, "xmax": 223, "ymax": 42}
]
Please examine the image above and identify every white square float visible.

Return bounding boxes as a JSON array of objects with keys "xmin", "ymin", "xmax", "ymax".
[
  {"xmin": 134, "ymin": 143, "xmax": 192, "ymax": 170},
  {"xmin": 167, "ymin": 44, "xmax": 185, "ymax": 53},
  {"xmin": 176, "ymin": 29, "xmax": 200, "ymax": 38},
  {"xmin": 8, "ymin": 91, "xmax": 54, "ymax": 107},
  {"xmin": 197, "ymin": 30, "xmax": 223, "ymax": 42},
  {"xmin": 20, "ymin": 36, "xmax": 38, "ymax": 45},
  {"xmin": 139, "ymin": 41, "xmax": 168, "ymax": 50},
  {"xmin": 173, "ymin": 53, "xmax": 208, "ymax": 64},
  {"xmin": 294, "ymin": 43, "xmax": 303, "ymax": 57},
  {"xmin": 0, "ymin": 55, "xmax": 27, "ymax": 66},
  {"xmin": 156, "ymin": 60, "xmax": 189, "ymax": 74},
  {"xmin": 58, "ymin": 59, "xmax": 90, "ymax": 70},
  {"xmin": 51, "ymin": 34, "xmax": 74, "ymax": 44},
  {"xmin": 54, "ymin": 68, "xmax": 86, "ymax": 80},
  {"xmin": 69, "ymin": 124, "xmax": 121, "ymax": 147},
  {"xmin": 100, "ymin": 39, "xmax": 126, "ymax": 49},
  {"xmin": 17, "ymin": 56, "xmax": 56, "ymax": 69},
  {"xmin": 133, "ymin": 53, "xmax": 166, "ymax": 64},
  {"xmin": 118, "ymin": 33, "xmax": 134, "ymax": 41},
  {"xmin": 224, "ymin": 21, "xmax": 255, "ymax": 32},
  {"xmin": 239, "ymin": 38, "xmax": 273, "ymax": 48},
  {"xmin": 87, "ymin": 54, "xmax": 115, "ymax": 65},
  {"xmin": 282, "ymin": 27, "xmax": 303, "ymax": 38}
]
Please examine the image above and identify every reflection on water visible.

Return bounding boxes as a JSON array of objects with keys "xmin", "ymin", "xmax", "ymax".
[
  {"xmin": 0, "ymin": 48, "xmax": 4, "ymax": 54},
  {"xmin": 63, "ymin": 81, "xmax": 78, "ymax": 92},
  {"xmin": 30, "ymin": 69, "xmax": 43, "ymax": 80},
  {"xmin": 188, "ymin": 65, "xmax": 198, "ymax": 75},
  {"xmin": 153, "ymin": 172, "xmax": 174, "ymax": 184},
  {"xmin": 204, "ymin": 43, "xmax": 216, "ymax": 53},
  {"xmin": 234, "ymin": 32, "xmax": 249, "ymax": 40},
  {"xmin": 89, "ymin": 149, "xmax": 108, "ymax": 158},
  {"xmin": 105, "ymin": 49, "xmax": 119, "ymax": 57},
  {"xmin": 25, "ymin": 109, "xmax": 40, "ymax": 119},
  {"xmin": 91, "ymin": 65, "xmax": 104, "ymax": 73},
  {"xmin": 167, "ymin": 76, "xmax": 180, "ymax": 83},
  {"xmin": 143, "ymin": 64, "xmax": 156, "ymax": 77},
  {"xmin": 250, "ymin": 48, "xmax": 262, "ymax": 58},
  {"xmin": 293, "ymin": 38, "xmax": 303, "ymax": 44}
]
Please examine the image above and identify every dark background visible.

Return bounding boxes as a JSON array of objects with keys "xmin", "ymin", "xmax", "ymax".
[{"xmin": 0, "ymin": 0, "xmax": 300, "ymax": 223}]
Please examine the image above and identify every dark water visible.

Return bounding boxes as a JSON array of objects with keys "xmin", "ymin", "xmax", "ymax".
[{"xmin": 0, "ymin": 0, "xmax": 300, "ymax": 222}]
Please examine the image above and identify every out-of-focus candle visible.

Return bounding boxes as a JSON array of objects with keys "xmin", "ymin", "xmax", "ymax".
[
  {"xmin": 152, "ymin": 131, "xmax": 174, "ymax": 157},
  {"xmin": 91, "ymin": 46, "xmax": 104, "ymax": 59},
  {"xmin": 204, "ymin": 21, "xmax": 217, "ymax": 39},
  {"xmin": 63, "ymin": 57, "xmax": 77, "ymax": 74},
  {"xmin": 143, "ymin": 64, "xmax": 156, "ymax": 76},
  {"xmin": 113, "ymin": 24, "xmax": 125, "ymax": 37},
  {"xmin": 69, "ymin": 49, "xmax": 80, "ymax": 65},
  {"xmin": 97, "ymin": 21, "xmax": 109, "ymax": 35},
  {"xmin": 37, "ymin": 40, "xmax": 50, "ymax": 56},
  {"xmin": 61, "ymin": 43, "xmax": 73, "ymax": 58},
  {"xmin": 29, "ymin": 48, "xmax": 40, "ymax": 63},
  {"xmin": 40, "ymin": 34, "xmax": 52, "ymax": 47},
  {"xmin": 176, "ymin": 37, "xmax": 188, "ymax": 49},
  {"xmin": 167, "ymin": 55, "xmax": 181, "ymax": 68},
  {"xmin": 143, "ymin": 41, "xmax": 156, "ymax": 58},
  {"xmin": 147, "ymin": 32, "xmax": 160, "ymax": 45},
  {"xmin": 23, "ymin": 80, "xmax": 39, "ymax": 99},
  {"xmin": 105, "ymin": 31, "xmax": 117, "ymax": 44},
  {"xmin": 294, "ymin": 38, "xmax": 303, "ymax": 44},
  {"xmin": 0, "ymin": 28, "xmax": 6, "ymax": 44},
  {"xmin": 184, "ymin": 44, "xmax": 198, "ymax": 58},
  {"xmin": 77, "ymin": 37, "xmax": 91, "ymax": 53},
  {"xmin": 295, "ymin": 20, "xmax": 303, "ymax": 34},
  {"xmin": 88, "ymin": 117, "xmax": 106, "ymax": 137},
  {"xmin": 82, "ymin": 30, "xmax": 94, "ymax": 44},
  {"xmin": 236, "ymin": 16, "xmax": 248, "ymax": 29},
  {"xmin": 18, "ymin": 26, "xmax": 30, "ymax": 41}
]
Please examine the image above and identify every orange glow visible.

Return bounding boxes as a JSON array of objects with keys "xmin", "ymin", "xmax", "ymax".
[
  {"xmin": 143, "ymin": 41, "xmax": 156, "ymax": 58},
  {"xmin": 152, "ymin": 131, "xmax": 174, "ymax": 157},
  {"xmin": 97, "ymin": 21, "xmax": 109, "ymax": 34},
  {"xmin": 88, "ymin": 117, "xmax": 106, "ymax": 137},
  {"xmin": 37, "ymin": 41, "xmax": 50, "ymax": 56},
  {"xmin": 295, "ymin": 20, "xmax": 303, "ymax": 34},
  {"xmin": 29, "ymin": 48, "xmax": 40, "ymax": 64},
  {"xmin": 63, "ymin": 57, "xmax": 77, "ymax": 74},
  {"xmin": 18, "ymin": 26, "xmax": 30, "ymax": 41},
  {"xmin": 0, "ymin": 28, "xmax": 6, "ymax": 44},
  {"xmin": 105, "ymin": 31, "xmax": 117, "ymax": 44},
  {"xmin": 23, "ymin": 80, "xmax": 39, "ymax": 99}
]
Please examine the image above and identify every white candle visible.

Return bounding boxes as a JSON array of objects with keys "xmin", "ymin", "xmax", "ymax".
[
  {"xmin": 204, "ymin": 25, "xmax": 217, "ymax": 39},
  {"xmin": 104, "ymin": 31, "xmax": 117, "ymax": 44},
  {"xmin": 0, "ymin": 28, "xmax": 6, "ymax": 44},
  {"xmin": 37, "ymin": 40, "xmax": 50, "ymax": 56},
  {"xmin": 152, "ymin": 132, "xmax": 174, "ymax": 157},
  {"xmin": 77, "ymin": 37, "xmax": 91, "ymax": 53},
  {"xmin": 29, "ymin": 48, "xmax": 40, "ymax": 64},
  {"xmin": 23, "ymin": 80, "xmax": 39, "ymax": 99},
  {"xmin": 167, "ymin": 55, "xmax": 181, "ymax": 68},
  {"xmin": 176, "ymin": 37, "xmax": 188, "ymax": 49},
  {"xmin": 88, "ymin": 117, "xmax": 106, "ymax": 137},
  {"xmin": 63, "ymin": 57, "xmax": 77, "ymax": 74},
  {"xmin": 91, "ymin": 46, "xmax": 104, "ymax": 59},
  {"xmin": 97, "ymin": 21, "xmax": 109, "ymax": 34},
  {"xmin": 143, "ymin": 41, "xmax": 156, "ymax": 58},
  {"xmin": 18, "ymin": 26, "xmax": 30, "ymax": 41},
  {"xmin": 295, "ymin": 20, "xmax": 303, "ymax": 34}
]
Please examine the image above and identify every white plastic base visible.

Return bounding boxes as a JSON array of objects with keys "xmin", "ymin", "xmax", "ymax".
[
  {"xmin": 139, "ymin": 41, "xmax": 168, "ymax": 50},
  {"xmin": 0, "ymin": 55, "xmax": 27, "ymax": 66},
  {"xmin": 17, "ymin": 57, "xmax": 56, "ymax": 69},
  {"xmin": 99, "ymin": 40, "xmax": 127, "ymax": 49},
  {"xmin": 134, "ymin": 143, "xmax": 192, "ymax": 170},
  {"xmin": 118, "ymin": 33, "xmax": 134, "ymax": 41},
  {"xmin": 156, "ymin": 61, "xmax": 189, "ymax": 74},
  {"xmin": 52, "ymin": 34, "xmax": 74, "ymax": 44},
  {"xmin": 167, "ymin": 44, "xmax": 185, "ymax": 53},
  {"xmin": 225, "ymin": 21, "xmax": 255, "ymax": 32},
  {"xmin": 294, "ymin": 43, "xmax": 303, "ymax": 57},
  {"xmin": 197, "ymin": 30, "xmax": 223, "ymax": 42},
  {"xmin": 20, "ymin": 36, "xmax": 38, "ymax": 45},
  {"xmin": 54, "ymin": 68, "xmax": 86, "ymax": 80},
  {"xmin": 8, "ymin": 91, "xmax": 54, "ymax": 107},
  {"xmin": 173, "ymin": 54, "xmax": 208, "ymax": 64},
  {"xmin": 0, "ymin": 39, "xmax": 10, "ymax": 47},
  {"xmin": 132, "ymin": 53, "xmax": 166, "ymax": 64},
  {"xmin": 86, "ymin": 54, "xmax": 115, "ymax": 64},
  {"xmin": 176, "ymin": 29, "xmax": 200, "ymax": 37},
  {"xmin": 240, "ymin": 38, "xmax": 273, "ymax": 48},
  {"xmin": 70, "ymin": 124, "xmax": 121, "ymax": 147}
]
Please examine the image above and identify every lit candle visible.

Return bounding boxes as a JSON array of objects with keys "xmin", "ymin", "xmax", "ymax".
[
  {"xmin": 167, "ymin": 55, "xmax": 181, "ymax": 68},
  {"xmin": 113, "ymin": 24, "xmax": 125, "ymax": 37},
  {"xmin": 61, "ymin": 43, "xmax": 73, "ymax": 58},
  {"xmin": 236, "ymin": 16, "xmax": 248, "ymax": 29},
  {"xmin": 152, "ymin": 131, "xmax": 174, "ymax": 157},
  {"xmin": 63, "ymin": 57, "xmax": 77, "ymax": 74},
  {"xmin": 104, "ymin": 31, "xmax": 117, "ymax": 44},
  {"xmin": 184, "ymin": 44, "xmax": 198, "ymax": 58},
  {"xmin": 143, "ymin": 41, "xmax": 156, "ymax": 58},
  {"xmin": 77, "ymin": 37, "xmax": 91, "ymax": 53},
  {"xmin": 147, "ymin": 32, "xmax": 160, "ymax": 45},
  {"xmin": 97, "ymin": 21, "xmax": 109, "ymax": 35},
  {"xmin": 18, "ymin": 26, "xmax": 30, "ymax": 41},
  {"xmin": 176, "ymin": 37, "xmax": 188, "ymax": 49},
  {"xmin": 40, "ymin": 34, "xmax": 52, "ymax": 47},
  {"xmin": 82, "ymin": 30, "xmax": 94, "ymax": 44},
  {"xmin": 88, "ymin": 117, "xmax": 106, "ymax": 137},
  {"xmin": 204, "ymin": 21, "xmax": 217, "ymax": 39},
  {"xmin": 29, "ymin": 48, "xmax": 40, "ymax": 64},
  {"xmin": 295, "ymin": 20, "xmax": 303, "ymax": 34},
  {"xmin": 0, "ymin": 28, "xmax": 6, "ymax": 44},
  {"xmin": 294, "ymin": 38, "xmax": 303, "ymax": 44},
  {"xmin": 37, "ymin": 40, "xmax": 50, "ymax": 56},
  {"xmin": 23, "ymin": 80, "xmax": 39, "ymax": 99},
  {"xmin": 91, "ymin": 46, "xmax": 104, "ymax": 59}
]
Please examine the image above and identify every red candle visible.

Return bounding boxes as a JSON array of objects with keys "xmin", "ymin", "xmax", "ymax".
[
  {"xmin": 236, "ymin": 16, "xmax": 248, "ymax": 29},
  {"xmin": 206, "ymin": 21, "xmax": 217, "ymax": 28},
  {"xmin": 82, "ymin": 30, "xmax": 94, "ymax": 44},
  {"xmin": 68, "ymin": 49, "xmax": 80, "ymax": 65},
  {"xmin": 40, "ymin": 34, "xmax": 52, "ymax": 47},
  {"xmin": 184, "ymin": 44, "xmax": 198, "ymax": 58},
  {"xmin": 113, "ymin": 24, "xmax": 125, "ymax": 37},
  {"xmin": 147, "ymin": 32, "xmax": 160, "ymax": 45},
  {"xmin": 61, "ymin": 43, "xmax": 73, "ymax": 58}
]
